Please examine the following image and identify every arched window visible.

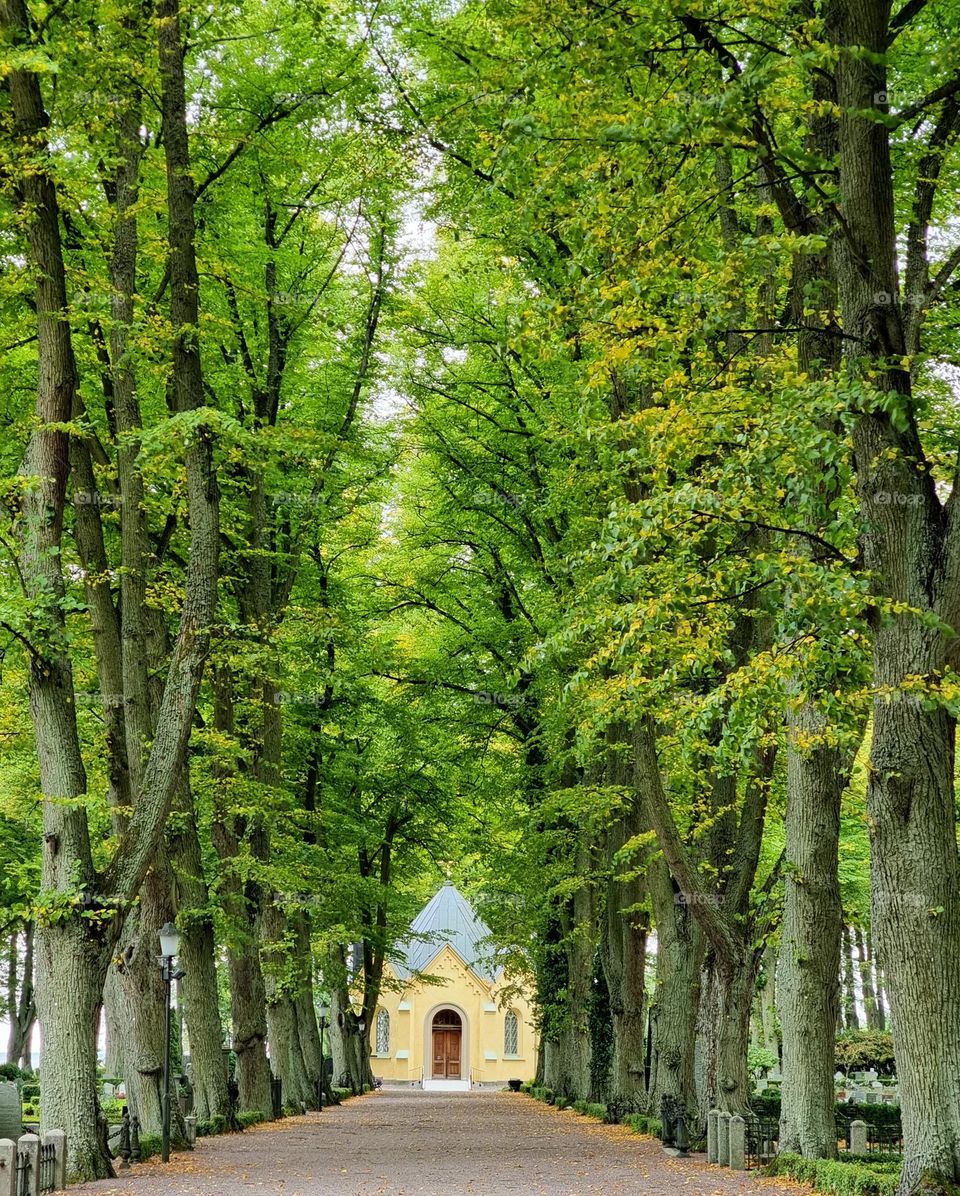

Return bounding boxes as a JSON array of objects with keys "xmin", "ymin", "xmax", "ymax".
[
  {"xmin": 504, "ymin": 1010, "xmax": 519, "ymax": 1056},
  {"xmin": 376, "ymin": 1009, "xmax": 390, "ymax": 1056}
]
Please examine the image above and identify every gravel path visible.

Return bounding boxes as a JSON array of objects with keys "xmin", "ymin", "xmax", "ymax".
[{"xmin": 72, "ymin": 1089, "xmax": 809, "ymax": 1196}]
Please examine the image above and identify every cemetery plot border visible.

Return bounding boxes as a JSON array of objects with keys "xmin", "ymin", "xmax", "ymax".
[{"xmin": 744, "ymin": 1117, "xmax": 780, "ymax": 1170}]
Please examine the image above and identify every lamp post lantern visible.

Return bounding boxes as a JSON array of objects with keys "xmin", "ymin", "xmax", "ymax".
[
  {"xmin": 317, "ymin": 1002, "xmax": 329, "ymax": 1111},
  {"xmin": 159, "ymin": 922, "xmax": 184, "ymax": 1163}
]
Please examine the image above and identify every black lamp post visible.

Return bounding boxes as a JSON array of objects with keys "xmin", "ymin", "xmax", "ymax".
[
  {"xmin": 317, "ymin": 1002, "xmax": 329, "ymax": 1110},
  {"xmin": 159, "ymin": 922, "xmax": 184, "ymax": 1163}
]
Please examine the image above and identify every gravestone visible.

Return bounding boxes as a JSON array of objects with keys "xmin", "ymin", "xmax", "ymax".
[{"xmin": 0, "ymin": 1083, "xmax": 21, "ymax": 1140}]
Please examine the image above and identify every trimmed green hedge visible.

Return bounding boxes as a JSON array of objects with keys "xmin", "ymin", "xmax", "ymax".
[
  {"xmin": 768, "ymin": 1153, "xmax": 901, "ymax": 1196},
  {"xmin": 196, "ymin": 1115, "xmax": 227, "ymax": 1137},
  {"xmin": 624, "ymin": 1112, "xmax": 663, "ymax": 1137},
  {"xmin": 752, "ymin": 1092, "xmax": 901, "ymax": 1130},
  {"xmin": 138, "ymin": 1133, "xmax": 163, "ymax": 1162},
  {"xmin": 526, "ymin": 1087, "xmax": 662, "ymax": 1138}
]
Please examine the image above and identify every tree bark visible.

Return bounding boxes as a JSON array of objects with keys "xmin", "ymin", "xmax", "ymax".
[
  {"xmin": 646, "ymin": 860, "xmax": 703, "ymax": 1121},
  {"xmin": 3, "ymin": 0, "xmax": 218, "ymax": 1175},
  {"xmin": 855, "ymin": 927, "xmax": 880, "ymax": 1032},
  {"xmin": 597, "ymin": 733, "xmax": 649, "ymax": 1107},
  {"xmin": 5, "ymin": 927, "xmax": 35, "ymax": 1068},
  {"xmin": 168, "ymin": 781, "xmax": 230, "ymax": 1124},
  {"xmin": 2, "ymin": 0, "xmax": 108, "ymax": 1172},
  {"xmin": 555, "ymin": 833, "xmax": 595, "ymax": 1101},
  {"xmin": 778, "ymin": 707, "xmax": 843, "ymax": 1156},
  {"xmin": 758, "ymin": 945, "xmax": 779, "ymax": 1060},
  {"xmin": 828, "ymin": 2, "xmax": 960, "ymax": 1187}
]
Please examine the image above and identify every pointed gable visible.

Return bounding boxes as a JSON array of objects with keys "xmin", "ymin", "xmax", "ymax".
[{"xmin": 392, "ymin": 882, "xmax": 502, "ymax": 984}]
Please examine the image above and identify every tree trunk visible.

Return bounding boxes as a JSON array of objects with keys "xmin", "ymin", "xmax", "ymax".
[
  {"xmin": 778, "ymin": 705, "xmax": 843, "ymax": 1157},
  {"xmin": 646, "ymin": 861, "xmax": 703, "ymax": 1122},
  {"xmin": 209, "ymin": 669, "xmax": 273, "ymax": 1118},
  {"xmin": 6, "ymin": 927, "xmax": 35, "ymax": 1068},
  {"xmin": 1, "ymin": 0, "xmax": 108, "ymax": 1171},
  {"xmin": 293, "ymin": 916, "xmax": 324, "ymax": 1088},
  {"xmin": 109, "ymin": 868, "xmax": 181, "ymax": 1139},
  {"xmin": 713, "ymin": 957, "xmax": 758, "ymax": 1116},
  {"xmin": 211, "ymin": 809, "xmax": 273, "ymax": 1118},
  {"xmin": 169, "ymin": 784, "xmax": 230, "ymax": 1124},
  {"xmin": 555, "ymin": 836, "xmax": 595, "ymax": 1101},
  {"xmin": 758, "ymin": 945, "xmax": 779, "ymax": 1060},
  {"xmin": 829, "ymin": 3, "xmax": 960, "ymax": 1186},
  {"xmin": 262, "ymin": 902, "xmax": 314, "ymax": 1110},
  {"xmin": 597, "ymin": 737, "xmax": 648, "ymax": 1107},
  {"xmin": 841, "ymin": 924, "xmax": 858, "ymax": 1031},
  {"xmin": 872, "ymin": 936, "xmax": 888, "ymax": 1032},
  {"xmin": 855, "ymin": 927, "xmax": 881, "ymax": 1032}
]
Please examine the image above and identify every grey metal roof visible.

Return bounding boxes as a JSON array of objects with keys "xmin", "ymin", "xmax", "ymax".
[{"xmin": 391, "ymin": 883, "xmax": 502, "ymax": 984}]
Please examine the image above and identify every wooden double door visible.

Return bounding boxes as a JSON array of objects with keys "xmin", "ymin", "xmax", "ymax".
[{"xmin": 431, "ymin": 1010, "xmax": 462, "ymax": 1079}]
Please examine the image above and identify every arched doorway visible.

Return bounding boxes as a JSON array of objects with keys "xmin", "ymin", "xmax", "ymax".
[{"xmin": 431, "ymin": 1009, "xmax": 462, "ymax": 1079}]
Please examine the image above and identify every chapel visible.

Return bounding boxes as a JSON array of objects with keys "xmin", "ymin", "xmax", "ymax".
[{"xmin": 369, "ymin": 882, "xmax": 538, "ymax": 1089}]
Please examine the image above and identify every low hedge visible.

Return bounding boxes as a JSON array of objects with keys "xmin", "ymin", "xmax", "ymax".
[
  {"xmin": 137, "ymin": 1133, "xmax": 163, "ymax": 1162},
  {"xmin": 236, "ymin": 1111, "xmax": 266, "ymax": 1130},
  {"xmin": 196, "ymin": 1115, "xmax": 227, "ymax": 1137},
  {"xmin": 752, "ymin": 1092, "xmax": 902, "ymax": 1130},
  {"xmin": 624, "ymin": 1113, "xmax": 663, "ymax": 1137},
  {"xmin": 527, "ymin": 1087, "xmax": 663, "ymax": 1137},
  {"xmin": 768, "ymin": 1153, "xmax": 901, "ymax": 1196}
]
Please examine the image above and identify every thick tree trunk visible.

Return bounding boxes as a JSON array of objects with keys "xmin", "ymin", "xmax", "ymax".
[
  {"xmin": 209, "ymin": 673, "xmax": 273, "ymax": 1118},
  {"xmin": 293, "ymin": 916, "xmax": 324, "ymax": 1088},
  {"xmin": 2, "ymin": 0, "xmax": 109, "ymax": 1172},
  {"xmin": 169, "ymin": 783, "xmax": 230, "ymax": 1124},
  {"xmin": 829, "ymin": 3, "xmax": 960, "ymax": 1187},
  {"xmin": 555, "ymin": 837, "xmax": 595, "ymax": 1101},
  {"xmin": 598, "ymin": 738, "xmax": 648, "ymax": 1107},
  {"xmin": 600, "ymin": 893, "xmax": 648, "ymax": 1107},
  {"xmin": 714, "ymin": 958, "xmax": 757, "ymax": 1116},
  {"xmin": 263, "ymin": 903, "xmax": 314, "ymax": 1110},
  {"xmin": 646, "ymin": 861, "xmax": 703, "ymax": 1122},
  {"xmin": 110, "ymin": 869, "xmax": 181, "ymax": 1139},
  {"xmin": 212, "ymin": 815, "xmax": 273, "ymax": 1118},
  {"xmin": 693, "ymin": 952, "xmax": 756, "ymax": 1119},
  {"xmin": 779, "ymin": 705, "xmax": 843, "ymax": 1157}
]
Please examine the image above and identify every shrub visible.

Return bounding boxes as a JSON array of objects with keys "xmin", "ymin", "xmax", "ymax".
[
  {"xmin": 584, "ymin": 1102, "xmax": 607, "ymax": 1121},
  {"xmin": 0, "ymin": 1064, "xmax": 20, "ymax": 1082},
  {"xmin": 195, "ymin": 1114, "xmax": 227, "ymax": 1137},
  {"xmin": 835, "ymin": 1031, "xmax": 896, "ymax": 1076},
  {"xmin": 624, "ymin": 1113, "xmax": 663, "ymax": 1137},
  {"xmin": 101, "ymin": 1098, "xmax": 125, "ymax": 1123},
  {"xmin": 606, "ymin": 1094, "xmax": 643, "ymax": 1124},
  {"xmin": 752, "ymin": 1093, "xmax": 901, "ymax": 1132},
  {"xmin": 137, "ymin": 1133, "xmax": 163, "ymax": 1162},
  {"xmin": 555, "ymin": 1096, "xmax": 570, "ymax": 1109},
  {"xmin": 769, "ymin": 1152, "xmax": 901, "ymax": 1196},
  {"xmin": 236, "ymin": 1111, "xmax": 265, "ymax": 1130},
  {"xmin": 332, "ymin": 1087, "xmax": 353, "ymax": 1103}
]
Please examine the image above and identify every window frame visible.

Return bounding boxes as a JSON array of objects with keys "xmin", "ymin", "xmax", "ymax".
[
  {"xmin": 376, "ymin": 1008, "xmax": 391, "ymax": 1057},
  {"xmin": 504, "ymin": 1009, "xmax": 520, "ymax": 1058}
]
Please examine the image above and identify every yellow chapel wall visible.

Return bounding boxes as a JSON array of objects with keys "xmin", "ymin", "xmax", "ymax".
[{"xmin": 368, "ymin": 946, "xmax": 538, "ymax": 1086}]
